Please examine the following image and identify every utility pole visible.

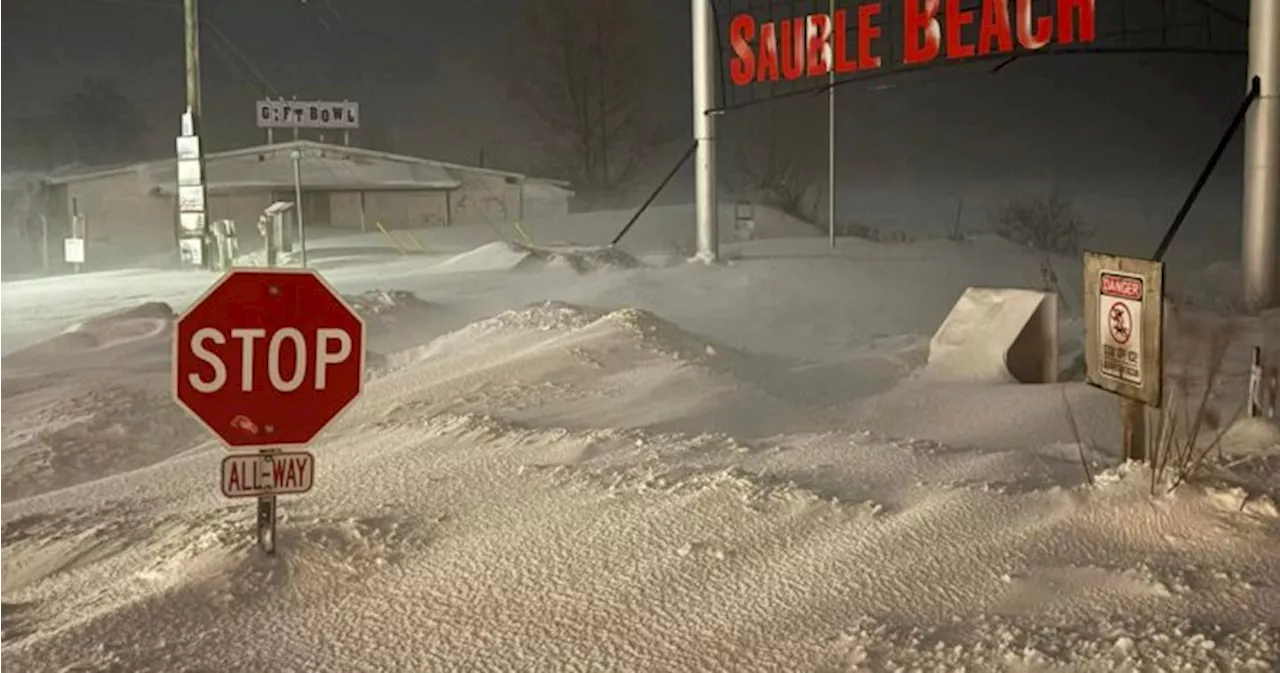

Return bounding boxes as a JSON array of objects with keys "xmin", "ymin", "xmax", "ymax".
[
  {"xmin": 1243, "ymin": 0, "xmax": 1280, "ymax": 312},
  {"xmin": 691, "ymin": 0, "xmax": 719, "ymax": 263},
  {"xmin": 184, "ymin": 0, "xmax": 201, "ymax": 118}
]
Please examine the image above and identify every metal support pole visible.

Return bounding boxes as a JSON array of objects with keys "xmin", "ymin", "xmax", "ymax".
[
  {"xmin": 827, "ymin": 0, "xmax": 837, "ymax": 249},
  {"xmin": 291, "ymin": 150, "xmax": 307, "ymax": 268},
  {"xmin": 692, "ymin": 0, "xmax": 718, "ymax": 263},
  {"xmin": 256, "ymin": 450, "xmax": 277, "ymax": 555},
  {"xmin": 1244, "ymin": 0, "xmax": 1280, "ymax": 312}
]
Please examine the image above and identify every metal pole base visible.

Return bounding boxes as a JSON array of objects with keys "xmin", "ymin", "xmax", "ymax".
[{"xmin": 256, "ymin": 494, "xmax": 277, "ymax": 555}]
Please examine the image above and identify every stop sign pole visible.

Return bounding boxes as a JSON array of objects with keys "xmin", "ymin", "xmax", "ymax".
[{"xmin": 174, "ymin": 268, "xmax": 365, "ymax": 555}]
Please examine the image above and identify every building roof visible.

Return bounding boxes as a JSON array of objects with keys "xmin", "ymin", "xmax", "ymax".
[{"xmin": 42, "ymin": 141, "xmax": 572, "ymax": 194}]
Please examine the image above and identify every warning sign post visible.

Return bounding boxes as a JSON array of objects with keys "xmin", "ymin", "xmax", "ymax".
[
  {"xmin": 1084, "ymin": 252, "xmax": 1164, "ymax": 407},
  {"xmin": 1084, "ymin": 252, "xmax": 1164, "ymax": 463}
]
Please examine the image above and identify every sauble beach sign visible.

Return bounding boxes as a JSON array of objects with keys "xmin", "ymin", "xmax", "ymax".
[{"xmin": 727, "ymin": 0, "xmax": 1096, "ymax": 85}]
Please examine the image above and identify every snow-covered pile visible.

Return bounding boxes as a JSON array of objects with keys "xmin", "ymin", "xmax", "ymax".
[
  {"xmin": 343, "ymin": 289, "xmax": 428, "ymax": 317},
  {"xmin": 435, "ymin": 241, "xmax": 643, "ymax": 274},
  {"xmin": 524, "ymin": 244, "xmax": 643, "ymax": 273},
  {"xmin": 1, "ymin": 302, "xmax": 209, "ymax": 503},
  {"xmin": 1, "ymin": 303, "xmax": 174, "ymax": 371},
  {"xmin": 379, "ymin": 301, "xmax": 819, "ymax": 438}
]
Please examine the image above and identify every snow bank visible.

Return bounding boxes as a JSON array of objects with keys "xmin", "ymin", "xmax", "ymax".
[
  {"xmin": 0, "ymin": 302, "xmax": 208, "ymax": 503},
  {"xmin": 433, "ymin": 241, "xmax": 534, "ymax": 272},
  {"xmin": 434, "ymin": 241, "xmax": 642, "ymax": 274},
  {"xmin": 1, "ymin": 303, "xmax": 174, "ymax": 371},
  {"xmin": 380, "ymin": 301, "xmax": 821, "ymax": 438}
]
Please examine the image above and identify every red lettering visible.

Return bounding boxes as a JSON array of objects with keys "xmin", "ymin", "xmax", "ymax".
[
  {"xmin": 978, "ymin": 0, "xmax": 1013, "ymax": 55},
  {"xmin": 757, "ymin": 22, "xmax": 779, "ymax": 82},
  {"xmin": 944, "ymin": 0, "xmax": 975, "ymax": 59},
  {"xmin": 833, "ymin": 10, "xmax": 859, "ymax": 74},
  {"xmin": 904, "ymin": 0, "xmax": 941, "ymax": 65},
  {"xmin": 1016, "ymin": 0, "xmax": 1053, "ymax": 50},
  {"xmin": 780, "ymin": 18, "xmax": 805, "ymax": 80},
  {"xmin": 1101, "ymin": 275, "xmax": 1143, "ymax": 300},
  {"xmin": 729, "ymin": 14, "xmax": 756, "ymax": 86},
  {"xmin": 1057, "ymin": 0, "xmax": 1096, "ymax": 44},
  {"xmin": 806, "ymin": 14, "xmax": 831, "ymax": 77},
  {"xmin": 228, "ymin": 461, "xmax": 241, "ymax": 491},
  {"xmin": 858, "ymin": 3, "xmax": 883, "ymax": 70},
  {"xmin": 273, "ymin": 458, "xmax": 288, "ymax": 488}
]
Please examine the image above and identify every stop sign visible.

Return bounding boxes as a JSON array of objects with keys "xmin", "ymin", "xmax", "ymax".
[{"xmin": 173, "ymin": 269, "xmax": 366, "ymax": 449}]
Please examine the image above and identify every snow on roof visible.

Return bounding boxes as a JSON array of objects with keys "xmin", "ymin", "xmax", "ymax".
[
  {"xmin": 522, "ymin": 178, "xmax": 576, "ymax": 199},
  {"xmin": 40, "ymin": 141, "xmax": 560, "ymax": 193},
  {"xmin": 148, "ymin": 145, "xmax": 460, "ymax": 193}
]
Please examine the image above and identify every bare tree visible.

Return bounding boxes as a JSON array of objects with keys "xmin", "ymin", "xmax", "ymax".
[
  {"xmin": 504, "ymin": 0, "xmax": 667, "ymax": 208},
  {"xmin": 728, "ymin": 98, "xmax": 826, "ymax": 225},
  {"xmin": 59, "ymin": 78, "xmax": 147, "ymax": 166}
]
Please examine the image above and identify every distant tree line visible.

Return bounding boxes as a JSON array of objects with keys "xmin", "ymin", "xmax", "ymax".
[
  {"xmin": 3, "ymin": 78, "xmax": 148, "ymax": 170},
  {"xmin": 499, "ymin": 0, "xmax": 823, "ymax": 213}
]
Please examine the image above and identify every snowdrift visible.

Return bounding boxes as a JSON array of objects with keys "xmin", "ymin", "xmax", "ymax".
[
  {"xmin": 434, "ymin": 241, "xmax": 642, "ymax": 274},
  {"xmin": 0, "ymin": 302, "xmax": 204, "ymax": 502},
  {"xmin": 4, "ymin": 301, "xmax": 175, "ymax": 365},
  {"xmin": 376, "ymin": 301, "xmax": 825, "ymax": 438}
]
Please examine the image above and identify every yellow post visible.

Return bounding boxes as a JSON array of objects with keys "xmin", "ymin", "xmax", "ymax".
[{"xmin": 375, "ymin": 221, "xmax": 408, "ymax": 255}]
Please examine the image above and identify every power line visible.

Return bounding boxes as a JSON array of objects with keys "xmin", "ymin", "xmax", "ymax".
[
  {"xmin": 201, "ymin": 18, "xmax": 279, "ymax": 96},
  {"xmin": 1188, "ymin": 0, "xmax": 1247, "ymax": 26},
  {"xmin": 72, "ymin": 0, "xmax": 278, "ymax": 97}
]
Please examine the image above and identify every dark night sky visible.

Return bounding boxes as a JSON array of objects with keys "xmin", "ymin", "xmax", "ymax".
[{"xmin": 0, "ymin": 0, "xmax": 1256, "ymax": 189}]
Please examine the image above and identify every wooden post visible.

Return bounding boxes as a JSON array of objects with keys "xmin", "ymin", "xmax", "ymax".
[
  {"xmin": 1123, "ymin": 398, "xmax": 1147, "ymax": 462},
  {"xmin": 1248, "ymin": 346, "xmax": 1263, "ymax": 417}
]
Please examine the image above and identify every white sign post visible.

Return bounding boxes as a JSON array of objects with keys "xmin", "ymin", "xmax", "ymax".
[
  {"xmin": 256, "ymin": 100, "xmax": 360, "ymax": 129},
  {"xmin": 258, "ymin": 99, "xmax": 360, "ymax": 146},
  {"xmin": 1084, "ymin": 252, "xmax": 1164, "ymax": 462},
  {"xmin": 63, "ymin": 238, "xmax": 85, "ymax": 265}
]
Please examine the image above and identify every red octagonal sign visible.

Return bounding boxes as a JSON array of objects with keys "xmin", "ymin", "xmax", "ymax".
[{"xmin": 173, "ymin": 269, "xmax": 366, "ymax": 449}]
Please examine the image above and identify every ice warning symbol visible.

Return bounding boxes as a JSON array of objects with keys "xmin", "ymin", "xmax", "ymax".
[{"xmin": 1108, "ymin": 302, "xmax": 1133, "ymax": 345}]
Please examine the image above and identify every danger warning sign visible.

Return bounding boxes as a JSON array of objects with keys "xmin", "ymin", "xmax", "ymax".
[
  {"xmin": 1100, "ymin": 272, "xmax": 1144, "ymax": 384},
  {"xmin": 1083, "ymin": 252, "xmax": 1164, "ymax": 407}
]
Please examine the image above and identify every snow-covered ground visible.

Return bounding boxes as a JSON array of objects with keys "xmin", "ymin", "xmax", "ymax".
[{"xmin": 2, "ymin": 203, "xmax": 1278, "ymax": 672}]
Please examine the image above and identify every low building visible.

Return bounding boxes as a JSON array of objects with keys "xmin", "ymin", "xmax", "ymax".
[{"xmin": 36, "ymin": 140, "xmax": 573, "ymax": 271}]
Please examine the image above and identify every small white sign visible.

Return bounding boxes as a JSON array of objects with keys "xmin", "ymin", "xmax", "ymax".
[
  {"xmin": 64, "ymin": 238, "xmax": 85, "ymax": 264},
  {"xmin": 178, "ymin": 185, "xmax": 206, "ymax": 212},
  {"xmin": 179, "ymin": 237, "xmax": 204, "ymax": 265},
  {"xmin": 221, "ymin": 451, "xmax": 315, "ymax": 498},
  {"xmin": 177, "ymin": 158, "xmax": 203, "ymax": 186},
  {"xmin": 257, "ymin": 100, "xmax": 360, "ymax": 129},
  {"xmin": 176, "ymin": 135, "xmax": 201, "ymax": 160},
  {"xmin": 179, "ymin": 211, "xmax": 206, "ymax": 233},
  {"xmin": 1098, "ymin": 271, "xmax": 1144, "ymax": 385}
]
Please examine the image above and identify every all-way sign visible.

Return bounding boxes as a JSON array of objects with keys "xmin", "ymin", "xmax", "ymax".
[{"xmin": 222, "ymin": 451, "xmax": 315, "ymax": 499}]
